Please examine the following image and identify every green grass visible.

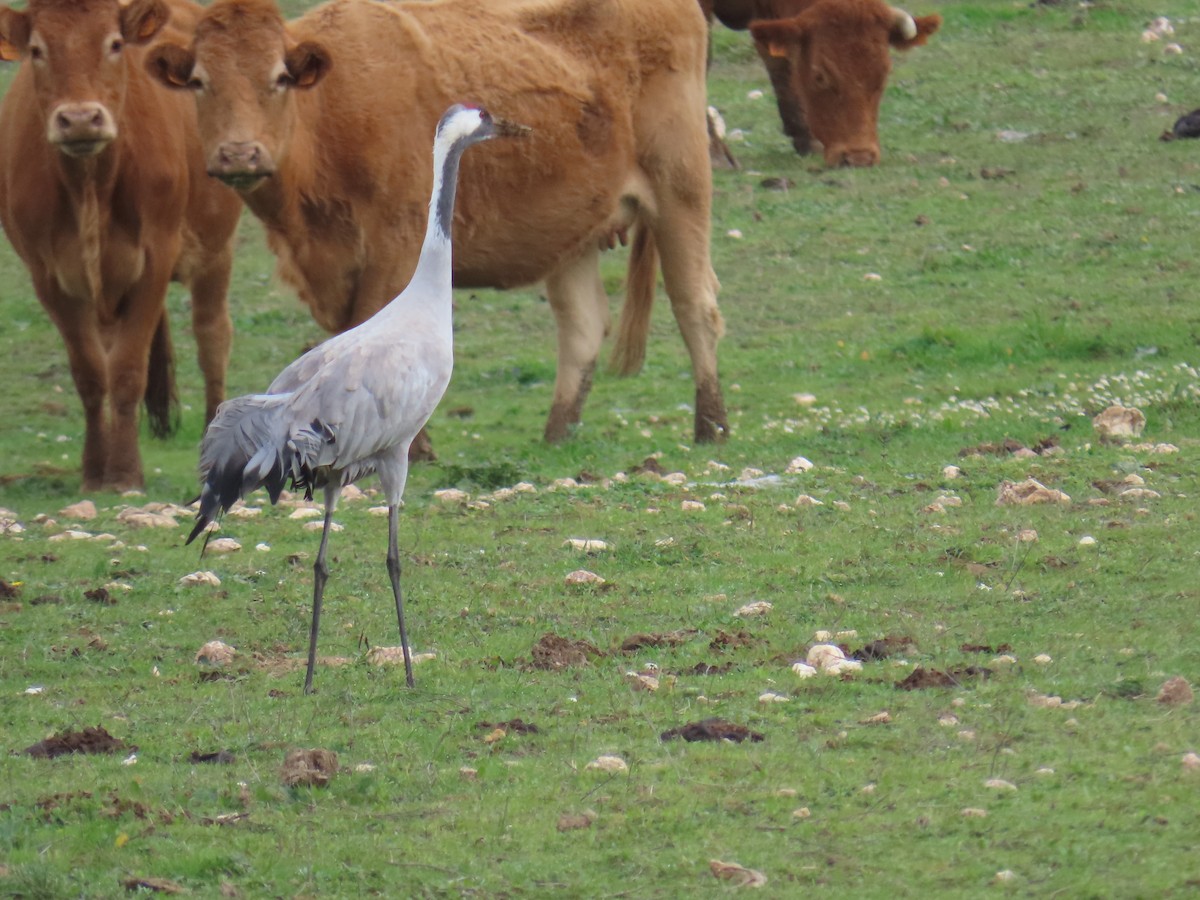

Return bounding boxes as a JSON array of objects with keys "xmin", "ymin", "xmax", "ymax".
[{"xmin": 3, "ymin": 1, "xmax": 1200, "ymax": 896}]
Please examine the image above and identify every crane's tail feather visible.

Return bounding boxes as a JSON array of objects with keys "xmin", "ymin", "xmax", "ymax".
[{"xmin": 186, "ymin": 395, "xmax": 337, "ymax": 545}]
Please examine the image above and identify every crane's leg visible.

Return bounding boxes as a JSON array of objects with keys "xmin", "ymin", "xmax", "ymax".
[
  {"xmin": 304, "ymin": 488, "xmax": 340, "ymax": 694},
  {"xmin": 386, "ymin": 504, "xmax": 415, "ymax": 688}
]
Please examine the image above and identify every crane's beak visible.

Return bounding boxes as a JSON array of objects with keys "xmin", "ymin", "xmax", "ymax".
[{"xmin": 492, "ymin": 117, "xmax": 532, "ymax": 139}]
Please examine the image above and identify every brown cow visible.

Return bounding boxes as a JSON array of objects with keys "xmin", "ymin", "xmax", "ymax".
[
  {"xmin": 0, "ymin": 0, "xmax": 241, "ymax": 491},
  {"xmin": 702, "ymin": 0, "xmax": 940, "ymax": 166},
  {"xmin": 145, "ymin": 0, "xmax": 728, "ymax": 450}
]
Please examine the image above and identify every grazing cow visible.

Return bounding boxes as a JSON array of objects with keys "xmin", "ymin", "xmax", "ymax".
[
  {"xmin": 701, "ymin": 0, "xmax": 940, "ymax": 166},
  {"xmin": 146, "ymin": 0, "xmax": 728, "ymax": 450},
  {"xmin": 0, "ymin": 0, "xmax": 241, "ymax": 492}
]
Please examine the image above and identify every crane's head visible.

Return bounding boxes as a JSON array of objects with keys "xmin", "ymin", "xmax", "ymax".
[{"xmin": 437, "ymin": 103, "xmax": 530, "ymax": 150}]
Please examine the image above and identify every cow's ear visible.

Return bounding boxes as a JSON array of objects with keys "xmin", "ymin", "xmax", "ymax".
[
  {"xmin": 145, "ymin": 41, "xmax": 198, "ymax": 90},
  {"xmin": 284, "ymin": 41, "xmax": 331, "ymax": 89},
  {"xmin": 0, "ymin": 7, "xmax": 31, "ymax": 62},
  {"xmin": 121, "ymin": 0, "xmax": 170, "ymax": 46},
  {"xmin": 748, "ymin": 18, "xmax": 804, "ymax": 59},
  {"xmin": 890, "ymin": 12, "xmax": 941, "ymax": 50}
]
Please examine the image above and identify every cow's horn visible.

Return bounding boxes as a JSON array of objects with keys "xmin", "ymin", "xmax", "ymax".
[{"xmin": 890, "ymin": 6, "xmax": 918, "ymax": 40}]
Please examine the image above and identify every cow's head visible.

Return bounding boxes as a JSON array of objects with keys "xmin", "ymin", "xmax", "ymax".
[
  {"xmin": 0, "ymin": 0, "xmax": 170, "ymax": 159},
  {"xmin": 750, "ymin": 1, "xmax": 940, "ymax": 167},
  {"xmin": 145, "ymin": 0, "xmax": 331, "ymax": 192}
]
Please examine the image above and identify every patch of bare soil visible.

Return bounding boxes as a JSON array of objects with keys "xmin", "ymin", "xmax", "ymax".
[
  {"xmin": 630, "ymin": 457, "xmax": 665, "ymax": 476},
  {"xmin": 84, "ymin": 586, "xmax": 116, "ymax": 606},
  {"xmin": 189, "ymin": 750, "xmax": 236, "ymax": 764},
  {"xmin": 23, "ymin": 726, "xmax": 127, "ymax": 759},
  {"xmin": 281, "ymin": 748, "xmax": 339, "ymax": 787},
  {"xmin": 529, "ymin": 633, "xmax": 603, "ymax": 670},
  {"xmin": 960, "ymin": 642, "xmax": 1012, "ymax": 654},
  {"xmin": 619, "ymin": 629, "xmax": 698, "ymax": 652},
  {"xmin": 475, "ymin": 719, "xmax": 539, "ymax": 735},
  {"xmin": 853, "ymin": 635, "xmax": 916, "ymax": 660},
  {"xmin": 709, "ymin": 630, "xmax": 757, "ymax": 652},
  {"xmin": 677, "ymin": 661, "xmax": 734, "ymax": 676},
  {"xmin": 0, "ymin": 579, "xmax": 19, "ymax": 598},
  {"xmin": 896, "ymin": 666, "xmax": 992, "ymax": 690},
  {"xmin": 660, "ymin": 718, "xmax": 765, "ymax": 743},
  {"xmin": 959, "ymin": 436, "xmax": 1060, "ymax": 457}
]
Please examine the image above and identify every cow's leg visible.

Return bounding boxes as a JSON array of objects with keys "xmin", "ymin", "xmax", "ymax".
[
  {"xmin": 543, "ymin": 246, "xmax": 609, "ymax": 443},
  {"xmin": 754, "ymin": 43, "xmax": 814, "ymax": 156},
  {"xmin": 654, "ymin": 211, "xmax": 728, "ymax": 443},
  {"xmin": 47, "ymin": 299, "xmax": 111, "ymax": 491},
  {"xmin": 105, "ymin": 271, "xmax": 175, "ymax": 490},
  {"xmin": 187, "ymin": 249, "xmax": 234, "ymax": 424}
]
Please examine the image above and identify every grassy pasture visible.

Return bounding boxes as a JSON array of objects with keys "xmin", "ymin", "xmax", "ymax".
[{"xmin": 1, "ymin": 0, "xmax": 1200, "ymax": 895}]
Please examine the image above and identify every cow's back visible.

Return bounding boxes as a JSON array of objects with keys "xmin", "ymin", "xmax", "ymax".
[{"xmin": 283, "ymin": 0, "xmax": 705, "ymax": 292}]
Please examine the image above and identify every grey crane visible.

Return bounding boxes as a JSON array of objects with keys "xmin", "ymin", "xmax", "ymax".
[{"xmin": 186, "ymin": 104, "xmax": 526, "ymax": 694}]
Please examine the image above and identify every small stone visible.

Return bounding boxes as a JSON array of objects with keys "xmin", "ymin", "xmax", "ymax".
[
  {"xmin": 681, "ymin": 500, "xmax": 706, "ymax": 512},
  {"xmin": 564, "ymin": 538, "xmax": 609, "ymax": 552},
  {"xmin": 434, "ymin": 488, "xmax": 469, "ymax": 504},
  {"xmin": 180, "ymin": 571, "xmax": 221, "ymax": 587},
  {"xmin": 195, "ymin": 640, "xmax": 236, "ymax": 666},
  {"xmin": 794, "ymin": 494, "xmax": 824, "ymax": 507},
  {"xmin": 792, "ymin": 807, "xmax": 812, "ymax": 819},
  {"xmin": 288, "ymin": 507, "xmax": 322, "ymax": 519},
  {"xmin": 1182, "ymin": 752, "xmax": 1200, "ymax": 771},
  {"xmin": 59, "ymin": 500, "xmax": 97, "ymax": 520},
  {"xmin": 206, "ymin": 537, "xmax": 242, "ymax": 554},
  {"xmin": 1092, "ymin": 405, "xmax": 1145, "ymax": 441},
  {"xmin": 961, "ymin": 807, "xmax": 988, "ymax": 818},
  {"xmin": 585, "ymin": 755, "xmax": 628, "ymax": 773},
  {"xmin": 564, "ymin": 569, "xmax": 606, "ymax": 586},
  {"xmin": 792, "ymin": 662, "xmax": 818, "ymax": 679},
  {"xmin": 735, "ymin": 601, "xmax": 773, "ymax": 617},
  {"xmin": 1033, "ymin": 654, "xmax": 1052, "ymax": 666},
  {"xmin": 984, "ymin": 778, "xmax": 1017, "ymax": 791},
  {"xmin": 786, "ymin": 455, "xmax": 814, "ymax": 472},
  {"xmin": 759, "ymin": 691, "xmax": 789, "ymax": 703}
]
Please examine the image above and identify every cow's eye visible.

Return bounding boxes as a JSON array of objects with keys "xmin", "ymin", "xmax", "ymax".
[
  {"xmin": 274, "ymin": 72, "xmax": 293, "ymax": 91},
  {"xmin": 29, "ymin": 44, "xmax": 44, "ymax": 62},
  {"xmin": 812, "ymin": 67, "xmax": 834, "ymax": 91},
  {"xmin": 109, "ymin": 38, "xmax": 124, "ymax": 56}
]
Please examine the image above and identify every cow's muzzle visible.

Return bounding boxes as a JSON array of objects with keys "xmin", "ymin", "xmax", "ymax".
[
  {"xmin": 49, "ymin": 102, "xmax": 117, "ymax": 157},
  {"xmin": 209, "ymin": 141, "xmax": 274, "ymax": 190}
]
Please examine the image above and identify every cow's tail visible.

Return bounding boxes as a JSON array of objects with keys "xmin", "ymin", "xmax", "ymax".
[
  {"xmin": 144, "ymin": 309, "xmax": 180, "ymax": 439},
  {"xmin": 608, "ymin": 224, "xmax": 657, "ymax": 376}
]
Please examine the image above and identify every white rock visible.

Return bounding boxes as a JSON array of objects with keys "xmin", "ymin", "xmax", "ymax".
[
  {"xmin": 195, "ymin": 640, "xmax": 236, "ymax": 666},
  {"xmin": 1033, "ymin": 654, "xmax": 1052, "ymax": 665},
  {"xmin": 681, "ymin": 500, "xmax": 705, "ymax": 512},
  {"xmin": 984, "ymin": 778, "xmax": 1018, "ymax": 791},
  {"xmin": 759, "ymin": 691, "xmax": 790, "ymax": 703},
  {"xmin": 564, "ymin": 538, "xmax": 609, "ymax": 552},
  {"xmin": 1078, "ymin": 535, "xmax": 1097, "ymax": 546},
  {"xmin": 734, "ymin": 601, "xmax": 773, "ymax": 617},
  {"xmin": 942, "ymin": 465, "xmax": 961, "ymax": 479},
  {"xmin": 288, "ymin": 507, "xmax": 322, "ymax": 520},
  {"xmin": 792, "ymin": 662, "xmax": 818, "ymax": 679},
  {"xmin": 995, "ymin": 478, "xmax": 1070, "ymax": 506},
  {"xmin": 180, "ymin": 571, "xmax": 221, "ymax": 587},
  {"xmin": 226, "ymin": 505, "xmax": 262, "ymax": 519},
  {"xmin": 786, "ymin": 456, "xmax": 814, "ymax": 473},
  {"xmin": 565, "ymin": 569, "xmax": 606, "ymax": 586},
  {"xmin": 434, "ymin": 488, "xmax": 469, "ymax": 504},
  {"xmin": 795, "ymin": 494, "xmax": 824, "ymax": 507},
  {"xmin": 303, "ymin": 520, "xmax": 343, "ymax": 532},
  {"xmin": 806, "ymin": 644, "xmax": 845, "ymax": 669},
  {"xmin": 59, "ymin": 500, "xmax": 97, "ymax": 520},
  {"xmin": 1092, "ymin": 405, "xmax": 1145, "ymax": 440},
  {"xmin": 205, "ymin": 538, "xmax": 242, "ymax": 554},
  {"xmin": 585, "ymin": 755, "xmax": 628, "ymax": 773}
]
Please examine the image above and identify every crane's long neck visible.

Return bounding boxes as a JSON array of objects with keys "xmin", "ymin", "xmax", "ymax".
[{"xmin": 403, "ymin": 133, "xmax": 470, "ymax": 307}]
